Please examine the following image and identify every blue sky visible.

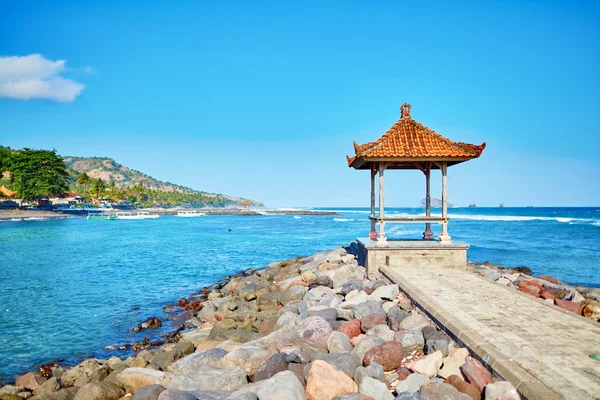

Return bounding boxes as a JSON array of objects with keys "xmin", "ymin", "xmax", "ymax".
[{"xmin": 1, "ymin": 0, "xmax": 599, "ymax": 207}]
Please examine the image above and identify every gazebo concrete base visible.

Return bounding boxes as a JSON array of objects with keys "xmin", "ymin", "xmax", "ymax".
[{"xmin": 356, "ymin": 238, "xmax": 469, "ymax": 277}]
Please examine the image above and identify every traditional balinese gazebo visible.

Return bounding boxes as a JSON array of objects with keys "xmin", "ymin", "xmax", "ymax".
[{"xmin": 347, "ymin": 103, "xmax": 485, "ymax": 275}]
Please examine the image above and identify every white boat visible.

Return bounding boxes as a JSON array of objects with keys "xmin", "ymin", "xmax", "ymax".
[
  {"xmin": 176, "ymin": 210, "xmax": 206, "ymax": 217},
  {"xmin": 116, "ymin": 212, "xmax": 160, "ymax": 220}
]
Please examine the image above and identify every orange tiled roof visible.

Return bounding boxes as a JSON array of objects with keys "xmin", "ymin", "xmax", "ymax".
[
  {"xmin": 0, "ymin": 186, "xmax": 16, "ymax": 197},
  {"xmin": 347, "ymin": 103, "xmax": 485, "ymax": 167}
]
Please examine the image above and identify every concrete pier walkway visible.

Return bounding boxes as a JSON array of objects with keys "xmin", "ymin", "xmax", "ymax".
[{"xmin": 380, "ymin": 265, "xmax": 600, "ymax": 400}]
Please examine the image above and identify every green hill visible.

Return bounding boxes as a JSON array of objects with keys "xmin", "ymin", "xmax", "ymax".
[{"xmin": 63, "ymin": 156, "xmax": 263, "ymax": 207}]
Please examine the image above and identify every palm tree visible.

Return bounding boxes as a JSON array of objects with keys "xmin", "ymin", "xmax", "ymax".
[
  {"xmin": 91, "ymin": 178, "xmax": 106, "ymax": 200},
  {"xmin": 76, "ymin": 172, "xmax": 91, "ymax": 195}
]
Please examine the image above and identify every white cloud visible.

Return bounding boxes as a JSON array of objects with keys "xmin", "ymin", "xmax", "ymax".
[{"xmin": 0, "ymin": 54, "xmax": 85, "ymax": 102}]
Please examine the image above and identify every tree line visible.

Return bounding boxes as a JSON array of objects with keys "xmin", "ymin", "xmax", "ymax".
[{"xmin": 0, "ymin": 146, "xmax": 250, "ymax": 208}]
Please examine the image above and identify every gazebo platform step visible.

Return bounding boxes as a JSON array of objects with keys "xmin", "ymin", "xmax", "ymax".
[{"xmin": 356, "ymin": 238, "xmax": 469, "ymax": 276}]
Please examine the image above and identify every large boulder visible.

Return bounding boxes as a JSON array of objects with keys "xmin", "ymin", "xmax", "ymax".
[
  {"xmin": 132, "ymin": 384, "xmax": 166, "ymax": 400},
  {"xmin": 406, "ymin": 351, "xmax": 443, "ymax": 378},
  {"xmin": 253, "ymin": 353, "xmax": 288, "ymax": 382},
  {"xmin": 484, "ymin": 381, "xmax": 520, "ymax": 400},
  {"xmin": 394, "ymin": 373, "xmax": 430, "ymax": 393},
  {"xmin": 168, "ymin": 348, "xmax": 228, "ymax": 374},
  {"xmin": 73, "ymin": 381, "xmax": 125, "ymax": 400},
  {"xmin": 399, "ymin": 314, "xmax": 430, "ymax": 331},
  {"xmin": 338, "ymin": 320, "xmax": 361, "ymax": 339},
  {"xmin": 386, "ymin": 306, "xmax": 409, "ymax": 331},
  {"xmin": 367, "ymin": 285, "xmax": 399, "ymax": 302},
  {"xmin": 351, "ymin": 337, "xmax": 385, "ymax": 365},
  {"xmin": 254, "ymin": 370, "xmax": 305, "ymax": 400},
  {"xmin": 221, "ymin": 346, "xmax": 274, "ymax": 376},
  {"xmin": 363, "ymin": 341, "xmax": 404, "ymax": 371},
  {"xmin": 167, "ymin": 365, "xmax": 247, "ymax": 392},
  {"xmin": 313, "ymin": 353, "xmax": 360, "ymax": 378},
  {"xmin": 306, "ymin": 360, "xmax": 358, "ymax": 400},
  {"xmin": 117, "ymin": 368, "xmax": 174, "ymax": 394},
  {"xmin": 361, "ymin": 314, "xmax": 387, "ymax": 333},
  {"xmin": 327, "ymin": 331, "xmax": 354, "ymax": 353},
  {"xmin": 61, "ymin": 359, "xmax": 108, "ymax": 388},
  {"xmin": 295, "ymin": 317, "xmax": 334, "ymax": 352},
  {"xmin": 15, "ymin": 372, "xmax": 45, "ymax": 391},
  {"xmin": 353, "ymin": 302, "xmax": 385, "ymax": 320},
  {"xmin": 459, "ymin": 357, "xmax": 493, "ymax": 393},
  {"xmin": 359, "ymin": 377, "xmax": 393, "ymax": 400},
  {"xmin": 32, "ymin": 377, "xmax": 61, "ymax": 396}
]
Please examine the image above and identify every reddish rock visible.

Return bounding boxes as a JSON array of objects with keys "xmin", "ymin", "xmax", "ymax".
[
  {"xmin": 360, "ymin": 313, "xmax": 387, "ymax": 333},
  {"xmin": 259, "ymin": 320, "xmax": 277, "ymax": 334},
  {"xmin": 541, "ymin": 292, "xmax": 556, "ymax": 300},
  {"xmin": 555, "ymin": 299, "xmax": 583, "ymax": 315},
  {"xmin": 363, "ymin": 341, "xmax": 404, "ymax": 371},
  {"xmin": 289, "ymin": 280, "xmax": 307, "ymax": 288},
  {"xmin": 338, "ymin": 319, "xmax": 361, "ymax": 339},
  {"xmin": 445, "ymin": 375, "xmax": 480, "ymax": 400},
  {"xmin": 306, "ymin": 360, "xmax": 358, "ymax": 400},
  {"xmin": 459, "ymin": 356, "xmax": 493, "ymax": 392},
  {"xmin": 287, "ymin": 363, "xmax": 306, "ymax": 386},
  {"xmin": 518, "ymin": 280, "xmax": 544, "ymax": 297},
  {"xmin": 544, "ymin": 287, "xmax": 568, "ymax": 299},
  {"xmin": 15, "ymin": 372, "xmax": 44, "ymax": 390},
  {"xmin": 395, "ymin": 366, "xmax": 411, "ymax": 381},
  {"xmin": 539, "ymin": 275, "xmax": 560, "ymax": 284}
]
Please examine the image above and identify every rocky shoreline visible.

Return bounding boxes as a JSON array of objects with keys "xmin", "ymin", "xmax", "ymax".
[{"xmin": 1, "ymin": 246, "xmax": 599, "ymax": 400}]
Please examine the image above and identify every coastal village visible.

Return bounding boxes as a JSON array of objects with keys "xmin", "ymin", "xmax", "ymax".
[{"xmin": 1, "ymin": 105, "xmax": 599, "ymax": 400}]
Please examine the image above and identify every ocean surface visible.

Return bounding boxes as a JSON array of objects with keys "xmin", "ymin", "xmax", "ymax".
[{"xmin": 0, "ymin": 207, "xmax": 599, "ymax": 382}]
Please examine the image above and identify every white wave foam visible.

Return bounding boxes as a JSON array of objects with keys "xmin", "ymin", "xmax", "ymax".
[
  {"xmin": 593, "ymin": 221, "xmax": 600, "ymax": 227},
  {"xmin": 293, "ymin": 216, "xmax": 302, "ymax": 219},
  {"xmin": 333, "ymin": 218, "xmax": 355, "ymax": 222}
]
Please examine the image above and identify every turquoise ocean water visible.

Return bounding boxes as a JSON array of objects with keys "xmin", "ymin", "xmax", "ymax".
[{"xmin": 0, "ymin": 207, "xmax": 599, "ymax": 382}]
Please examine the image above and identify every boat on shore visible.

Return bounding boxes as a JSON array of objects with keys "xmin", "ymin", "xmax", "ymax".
[
  {"xmin": 86, "ymin": 211, "xmax": 116, "ymax": 221},
  {"xmin": 176, "ymin": 210, "xmax": 206, "ymax": 217},
  {"xmin": 116, "ymin": 212, "xmax": 160, "ymax": 220}
]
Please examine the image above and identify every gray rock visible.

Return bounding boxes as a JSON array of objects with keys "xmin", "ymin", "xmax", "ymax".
[
  {"xmin": 168, "ymin": 365, "xmax": 247, "ymax": 392},
  {"xmin": 296, "ymin": 316, "xmax": 334, "ymax": 352},
  {"xmin": 73, "ymin": 380, "xmax": 125, "ymax": 400},
  {"xmin": 359, "ymin": 377, "xmax": 394, "ymax": 400},
  {"xmin": 254, "ymin": 370, "xmax": 305, "ymax": 400},
  {"xmin": 365, "ymin": 324, "xmax": 395, "ymax": 341},
  {"xmin": 222, "ymin": 347, "xmax": 274, "ymax": 376},
  {"xmin": 207, "ymin": 328, "xmax": 259, "ymax": 343},
  {"xmin": 395, "ymin": 392, "xmax": 424, "ymax": 400},
  {"xmin": 60, "ymin": 358, "xmax": 107, "ymax": 388},
  {"xmin": 285, "ymin": 286, "xmax": 308, "ymax": 304},
  {"xmin": 253, "ymin": 353, "xmax": 288, "ymax": 382},
  {"xmin": 333, "ymin": 394, "xmax": 366, "ymax": 400},
  {"xmin": 307, "ymin": 307, "xmax": 338, "ymax": 324},
  {"xmin": 317, "ymin": 294, "xmax": 343, "ymax": 309},
  {"xmin": 340, "ymin": 280, "xmax": 364, "ymax": 296},
  {"xmin": 33, "ymin": 377, "xmax": 61, "ymax": 396},
  {"xmin": 327, "ymin": 331, "xmax": 354, "ymax": 353},
  {"xmin": 368, "ymin": 285, "xmax": 400, "ymax": 302},
  {"xmin": 285, "ymin": 351, "xmax": 311, "ymax": 364},
  {"xmin": 192, "ymin": 391, "xmax": 233, "ymax": 400},
  {"xmin": 30, "ymin": 387, "xmax": 78, "ymax": 400},
  {"xmin": 225, "ymin": 393, "xmax": 258, "ymax": 400},
  {"xmin": 133, "ymin": 384, "xmax": 166, "ymax": 400},
  {"xmin": 157, "ymin": 389, "xmax": 198, "ymax": 400},
  {"xmin": 353, "ymin": 301, "xmax": 385, "ymax": 319},
  {"xmin": 387, "ymin": 306, "xmax": 410, "ymax": 331},
  {"xmin": 395, "ymin": 373, "xmax": 430, "ymax": 393},
  {"xmin": 313, "ymin": 353, "xmax": 360, "ymax": 377},
  {"xmin": 0, "ymin": 386, "xmax": 24, "ymax": 396},
  {"xmin": 395, "ymin": 330, "xmax": 425, "ymax": 355},
  {"xmin": 336, "ymin": 308, "xmax": 355, "ymax": 321},
  {"xmin": 484, "ymin": 381, "xmax": 520, "ymax": 400},
  {"xmin": 399, "ymin": 314, "xmax": 430, "ymax": 331},
  {"xmin": 424, "ymin": 334, "xmax": 449, "ymax": 357},
  {"xmin": 196, "ymin": 302, "xmax": 217, "ymax": 321},
  {"xmin": 562, "ymin": 289, "xmax": 585, "ymax": 303},
  {"xmin": 354, "ymin": 362, "xmax": 384, "ymax": 386},
  {"xmin": 581, "ymin": 287, "xmax": 600, "ymax": 302},
  {"xmin": 351, "ymin": 337, "xmax": 385, "ymax": 364},
  {"xmin": 305, "ymin": 286, "xmax": 336, "ymax": 302},
  {"xmin": 168, "ymin": 348, "xmax": 228, "ymax": 374},
  {"xmin": 308, "ymin": 276, "xmax": 334, "ymax": 289},
  {"xmin": 275, "ymin": 311, "xmax": 298, "ymax": 329},
  {"xmin": 483, "ymin": 270, "xmax": 501, "ymax": 282}
]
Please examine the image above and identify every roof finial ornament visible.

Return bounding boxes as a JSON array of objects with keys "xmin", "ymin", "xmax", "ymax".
[{"xmin": 400, "ymin": 103, "xmax": 411, "ymax": 119}]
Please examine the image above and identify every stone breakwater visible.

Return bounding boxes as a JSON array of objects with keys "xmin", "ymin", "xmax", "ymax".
[
  {"xmin": 469, "ymin": 262, "xmax": 600, "ymax": 322},
  {"xmin": 2, "ymin": 247, "xmax": 524, "ymax": 400}
]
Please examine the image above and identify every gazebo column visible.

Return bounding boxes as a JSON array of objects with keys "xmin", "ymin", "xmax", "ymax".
[
  {"xmin": 369, "ymin": 166, "xmax": 377, "ymax": 240},
  {"xmin": 423, "ymin": 165, "xmax": 434, "ymax": 240},
  {"xmin": 439, "ymin": 161, "xmax": 451, "ymax": 243},
  {"xmin": 378, "ymin": 163, "xmax": 387, "ymax": 243}
]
